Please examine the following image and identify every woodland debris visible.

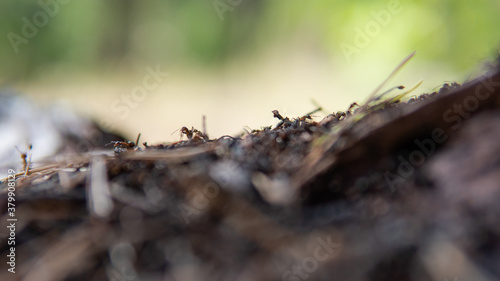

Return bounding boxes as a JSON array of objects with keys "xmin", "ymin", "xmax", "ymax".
[{"xmin": 1, "ymin": 67, "xmax": 500, "ymax": 281}]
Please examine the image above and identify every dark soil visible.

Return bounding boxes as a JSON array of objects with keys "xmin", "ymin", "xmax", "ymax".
[{"xmin": 1, "ymin": 68, "xmax": 500, "ymax": 281}]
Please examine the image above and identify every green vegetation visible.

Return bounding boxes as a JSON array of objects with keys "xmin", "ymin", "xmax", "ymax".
[{"xmin": 0, "ymin": 0, "xmax": 499, "ymax": 81}]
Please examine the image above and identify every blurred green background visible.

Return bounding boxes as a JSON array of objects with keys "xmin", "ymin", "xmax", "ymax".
[{"xmin": 1, "ymin": 0, "xmax": 499, "ymax": 142}]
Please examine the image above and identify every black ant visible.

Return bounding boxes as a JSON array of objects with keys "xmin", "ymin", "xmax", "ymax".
[{"xmin": 15, "ymin": 144, "xmax": 32, "ymax": 176}]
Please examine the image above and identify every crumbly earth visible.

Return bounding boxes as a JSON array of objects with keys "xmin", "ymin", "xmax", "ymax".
[{"xmin": 1, "ymin": 69, "xmax": 500, "ymax": 281}]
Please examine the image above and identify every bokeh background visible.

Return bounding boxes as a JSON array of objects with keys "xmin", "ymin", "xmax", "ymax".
[{"xmin": 1, "ymin": 0, "xmax": 500, "ymax": 143}]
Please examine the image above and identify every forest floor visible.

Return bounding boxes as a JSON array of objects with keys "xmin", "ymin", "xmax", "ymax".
[{"xmin": 1, "ymin": 63, "xmax": 500, "ymax": 281}]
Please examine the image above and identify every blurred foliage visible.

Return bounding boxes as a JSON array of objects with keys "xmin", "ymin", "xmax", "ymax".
[{"xmin": 0, "ymin": 0, "xmax": 499, "ymax": 81}]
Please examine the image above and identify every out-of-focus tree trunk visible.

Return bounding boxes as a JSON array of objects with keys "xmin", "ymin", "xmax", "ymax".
[{"xmin": 99, "ymin": 0, "xmax": 135, "ymax": 63}]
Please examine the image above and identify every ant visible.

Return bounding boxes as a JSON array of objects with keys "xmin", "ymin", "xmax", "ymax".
[
  {"xmin": 294, "ymin": 106, "xmax": 323, "ymax": 125},
  {"xmin": 107, "ymin": 141, "xmax": 135, "ymax": 149},
  {"xmin": 335, "ymin": 102, "xmax": 361, "ymax": 119},
  {"xmin": 165, "ymin": 126, "xmax": 209, "ymax": 149},
  {"xmin": 180, "ymin": 126, "xmax": 209, "ymax": 141},
  {"xmin": 347, "ymin": 102, "xmax": 360, "ymax": 113},
  {"xmin": 106, "ymin": 133, "xmax": 141, "ymax": 154},
  {"xmin": 296, "ymin": 115, "xmax": 312, "ymax": 122},
  {"xmin": 318, "ymin": 103, "xmax": 360, "ymax": 127},
  {"xmin": 15, "ymin": 144, "xmax": 32, "ymax": 176},
  {"xmin": 244, "ymin": 126, "xmax": 271, "ymax": 134},
  {"xmin": 273, "ymin": 108, "xmax": 323, "ymax": 129}
]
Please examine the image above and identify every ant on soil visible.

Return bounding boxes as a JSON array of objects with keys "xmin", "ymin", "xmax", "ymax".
[
  {"xmin": 164, "ymin": 126, "xmax": 210, "ymax": 149},
  {"xmin": 180, "ymin": 126, "xmax": 209, "ymax": 141},
  {"xmin": 407, "ymin": 82, "xmax": 459, "ymax": 103},
  {"xmin": 15, "ymin": 144, "xmax": 32, "ymax": 176},
  {"xmin": 169, "ymin": 116, "xmax": 210, "ymax": 145},
  {"xmin": 246, "ymin": 126, "xmax": 272, "ymax": 134},
  {"xmin": 318, "ymin": 103, "xmax": 361, "ymax": 126},
  {"xmin": 337, "ymin": 102, "xmax": 360, "ymax": 119},
  {"xmin": 106, "ymin": 133, "xmax": 141, "ymax": 154},
  {"xmin": 272, "ymin": 107, "xmax": 322, "ymax": 129}
]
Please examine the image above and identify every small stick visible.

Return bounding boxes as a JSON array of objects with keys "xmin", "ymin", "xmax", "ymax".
[
  {"xmin": 25, "ymin": 144, "xmax": 32, "ymax": 177},
  {"xmin": 202, "ymin": 115, "xmax": 208, "ymax": 139},
  {"xmin": 272, "ymin": 110, "xmax": 285, "ymax": 120},
  {"xmin": 370, "ymin": 85, "xmax": 405, "ymax": 102},
  {"xmin": 305, "ymin": 107, "xmax": 322, "ymax": 116},
  {"xmin": 135, "ymin": 133, "xmax": 141, "ymax": 148},
  {"xmin": 310, "ymin": 99, "xmax": 329, "ymax": 114}
]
